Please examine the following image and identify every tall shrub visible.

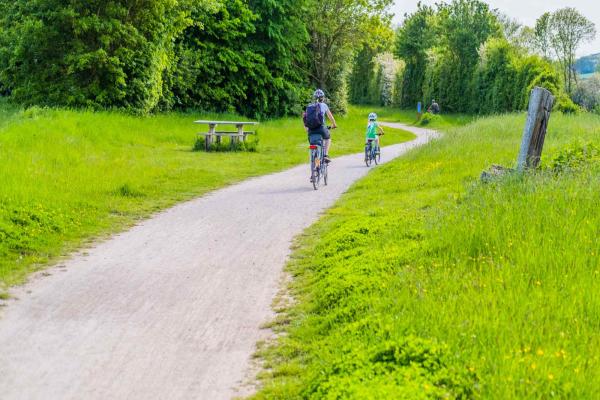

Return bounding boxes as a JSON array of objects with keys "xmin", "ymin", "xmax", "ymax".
[{"xmin": 0, "ymin": 0, "xmax": 191, "ymax": 113}]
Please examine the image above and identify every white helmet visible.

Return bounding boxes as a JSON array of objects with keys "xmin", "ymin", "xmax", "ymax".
[
  {"xmin": 313, "ymin": 89, "xmax": 325, "ymax": 99},
  {"xmin": 368, "ymin": 112, "xmax": 377, "ymax": 121}
]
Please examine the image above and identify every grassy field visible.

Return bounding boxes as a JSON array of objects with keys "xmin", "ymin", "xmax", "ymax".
[
  {"xmin": 0, "ymin": 101, "xmax": 414, "ymax": 293},
  {"xmin": 252, "ymin": 112, "xmax": 600, "ymax": 398}
]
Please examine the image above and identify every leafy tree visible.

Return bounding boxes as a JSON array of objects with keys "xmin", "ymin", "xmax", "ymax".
[
  {"xmin": 534, "ymin": 12, "xmax": 552, "ymax": 59},
  {"xmin": 247, "ymin": 0, "xmax": 310, "ymax": 115},
  {"xmin": 305, "ymin": 0, "xmax": 393, "ymax": 112},
  {"xmin": 348, "ymin": 17, "xmax": 394, "ymax": 104},
  {"xmin": 549, "ymin": 7, "xmax": 596, "ymax": 94},
  {"xmin": 373, "ymin": 53, "xmax": 402, "ymax": 106},
  {"xmin": 166, "ymin": 0, "xmax": 259, "ymax": 114},
  {"xmin": 394, "ymin": 2, "xmax": 435, "ymax": 107},
  {"xmin": 167, "ymin": 0, "xmax": 309, "ymax": 118},
  {"xmin": 435, "ymin": 0, "xmax": 499, "ymax": 111}
]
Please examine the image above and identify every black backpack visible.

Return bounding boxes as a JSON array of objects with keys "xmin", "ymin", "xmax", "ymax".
[{"xmin": 304, "ymin": 103, "xmax": 323, "ymax": 130}]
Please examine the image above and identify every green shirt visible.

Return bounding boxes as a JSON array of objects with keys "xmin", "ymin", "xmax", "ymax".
[{"xmin": 366, "ymin": 122, "xmax": 378, "ymax": 139}]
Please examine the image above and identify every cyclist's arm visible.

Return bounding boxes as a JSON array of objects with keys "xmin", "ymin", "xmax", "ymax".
[
  {"xmin": 302, "ymin": 112, "xmax": 309, "ymax": 133},
  {"xmin": 377, "ymin": 125, "xmax": 385, "ymax": 135},
  {"xmin": 326, "ymin": 110, "xmax": 337, "ymax": 129}
]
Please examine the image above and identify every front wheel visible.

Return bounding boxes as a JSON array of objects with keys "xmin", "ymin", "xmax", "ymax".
[
  {"xmin": 323, "ymin": 163, "xmax": 328, "ymax": 186},
  {"xmin": 374, "ymin": 147, "xmax": 380, "ymax": 165}
]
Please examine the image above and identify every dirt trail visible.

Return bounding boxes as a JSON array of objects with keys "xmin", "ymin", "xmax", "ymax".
[{"xmin": 0, "ymin": 123, "xmax": 437, "ymax": 400}]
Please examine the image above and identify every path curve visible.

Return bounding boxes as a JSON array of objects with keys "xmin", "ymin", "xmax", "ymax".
[{"xmin": 0, "ymin": 123, "xmax": 437, "ymax": 400}]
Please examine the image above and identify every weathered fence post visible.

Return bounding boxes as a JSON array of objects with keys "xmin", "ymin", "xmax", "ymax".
[{"xmin": 517, "ymin": 87, "xmax": 555, "ymax": 171}]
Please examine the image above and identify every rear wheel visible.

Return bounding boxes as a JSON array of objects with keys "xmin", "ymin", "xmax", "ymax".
[
  {"xmin": 365, "ymin": 146, "xmax": 371, "ymax": 167},
  {"xmin": 374, "ymin": 147, "xmax": 380, "ymax": 165},
  {"xmin": 311, "ymin": 151, "xmax": 321, "ymax": 190}
]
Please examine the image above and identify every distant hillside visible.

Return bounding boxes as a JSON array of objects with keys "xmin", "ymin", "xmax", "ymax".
[{"xmin": 575, "ymin": 53, "xmax": 600, "ymax": 75}]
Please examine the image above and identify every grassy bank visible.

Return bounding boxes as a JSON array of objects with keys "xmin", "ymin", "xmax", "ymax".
[
  {"xmin": 0, "ymin": 102, "xmax": 414, "ymax": 291},
  {"xmin": 252, "ymin": 112, "xmax": 600, "ymax": 398}
]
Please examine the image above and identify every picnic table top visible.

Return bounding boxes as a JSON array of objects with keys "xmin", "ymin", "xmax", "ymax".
[{"xmin": 193, "ymin": 120, "xmax": 259, "ymax": 125}]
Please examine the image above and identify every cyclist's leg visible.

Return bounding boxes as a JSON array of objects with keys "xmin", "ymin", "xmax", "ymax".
[{"xmin": 322, "ymin": 127, "xmax": 331, "ymax": 159}]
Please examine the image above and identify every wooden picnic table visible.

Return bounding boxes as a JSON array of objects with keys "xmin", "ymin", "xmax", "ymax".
[{"xmin": 194, "ymin": 120, "xmax": 259, "ymax": 151}]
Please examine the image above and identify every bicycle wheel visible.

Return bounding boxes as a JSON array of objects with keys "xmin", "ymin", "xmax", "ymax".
[
  {"xmin": 365, "ymin": 146, "xmax": 371, "ymax": 167},
  {"xmin": 311, "ymin": 151, "xmax": 321, "ymax": 190},
  {"xmin": 374, "ymin": 147, "xmax": 380, "ymax": 165},
  {"xmin": 323, "ymin": 162, "xmax": 328, "ymax": 186}
]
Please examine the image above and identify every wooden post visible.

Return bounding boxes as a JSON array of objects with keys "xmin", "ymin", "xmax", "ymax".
[
  {"xmin": 205, "ymin": 123, "xmax": 216, "ymax": 151},
  {"xmin": 517, "ymin": 87, "xmax": 555, "ymax": 171}
]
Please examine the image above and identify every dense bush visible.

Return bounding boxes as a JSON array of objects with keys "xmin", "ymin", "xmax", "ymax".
[
  {"xmin": 549, "ymin": 141, "xmax": 600, "ymax": 172},
  {"xmin": 395, "ymin": 0, "xmax": 568, "ymax": 115},
  {"xmin": 470, "ymin": 39, "xmax": 561, "ymax": 114},
  {"xmin": 0, "ymin": 0, "xmax": 391, "ymax": 117},
  {"xmin": 0, "ymin": 0, "xmax": 189, "ymax": 113}
]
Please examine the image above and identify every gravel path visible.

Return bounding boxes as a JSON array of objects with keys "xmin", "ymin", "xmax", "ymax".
[{"xmin": 0, "ymin": 123, "xmax": 437, "ymax": 400}]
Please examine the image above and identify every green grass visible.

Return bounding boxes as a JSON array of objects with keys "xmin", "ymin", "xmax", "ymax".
[
  {"xmin": 0, "ymin": 101, "xmax": 414, "ymax": 291},
  {"xmin": 252, "ymin": 112, "xmax": 600, "ymax": 399}
]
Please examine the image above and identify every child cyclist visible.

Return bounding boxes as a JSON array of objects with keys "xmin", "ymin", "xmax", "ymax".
[{"xmin": 366, "ymin": 112, "xmax": 384, "ymax": 152}]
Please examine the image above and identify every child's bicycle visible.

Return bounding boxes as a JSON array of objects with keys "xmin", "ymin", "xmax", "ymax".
[
  {"xmin": 308, "ymin": 127, "xmax": 333, "ymax": 190},
  {"xmin": 364, "ymin": 133, "xmax": 382, "ymax": 167}
]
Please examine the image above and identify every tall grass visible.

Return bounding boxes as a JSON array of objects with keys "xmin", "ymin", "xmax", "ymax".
[
  {"xmin": 252, "ymin": 112, "xmax": 600, "ymax": 399},
  {"xmin": 0, "ymin": 103, "xmax": 414, "ymax": 290}
]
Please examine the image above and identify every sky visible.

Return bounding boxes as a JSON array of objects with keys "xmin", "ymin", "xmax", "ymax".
[{"xmin": 392, "ymin": 0, "xmax": 600, "ymax": 56}]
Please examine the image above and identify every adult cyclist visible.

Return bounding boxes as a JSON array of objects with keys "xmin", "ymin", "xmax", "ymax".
[{"xmin": 303, "ymin": 89, "xmax": 337, "ymax": 163}]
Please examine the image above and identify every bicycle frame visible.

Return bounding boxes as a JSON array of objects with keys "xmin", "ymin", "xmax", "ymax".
[
  {"xmin": 364, "ymin": 137, "xmax": 380, "ymax": 167},
  {"xmin": 309, "ymin": 142, "xmax": 327, "ymax": 190}
]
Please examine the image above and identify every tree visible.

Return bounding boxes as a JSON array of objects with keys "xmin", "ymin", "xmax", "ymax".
[
  {"xmin": 305, "ymin": 0, "xmax": 393, "ymax": 112},
  {"xmin": 167, "ymin": 0, "xmax": 272, "ymax": 116},
  {"xmin": 433, "ymin": 0, "xmax": 499, "ymax": 111},
  {"xmin": 348, "ymin": 17, "xmax": 394, "ymax": 104},
  {"xmin": 549, "ymin": 7, "xmax": 596, "ymax": 94},
  {"xmin": 534, "ymin": 12, "xmax": 552, "ymax": 59},
  {"xmin": 394, "ymin": 2, "xmax": 435, "ymax": 107},
  {"xmin": 247, "ymin": 0, "xmax": 310, "ymax": 116}
]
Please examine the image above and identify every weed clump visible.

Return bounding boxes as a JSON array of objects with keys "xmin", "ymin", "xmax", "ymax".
[
  {"xmin": 114, "ymin": 184, "xmax": 145, "ymax": 198},
  {"xmin": 305, "ymin": 336, "xmax": 477, "ymax": 399},
  {"xmin": 419, "ymin": 112, "xmax": 441, "ymax": 126},
  {"xmin": 549, "ymin": 141, "xmax": 599, "ymax": 172}
]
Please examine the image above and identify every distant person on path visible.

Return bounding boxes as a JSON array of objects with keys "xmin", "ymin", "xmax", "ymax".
[
  {"xmin": 303, "ymin": 89, "xmax": 337, "ymax": 163},
  {"xmin": 365, "ymin": 112, "xmax": 384, "ymax": 153},
  {"xmin": 428, "ymin": 99, "xmax": 440, "ymax": 114}
]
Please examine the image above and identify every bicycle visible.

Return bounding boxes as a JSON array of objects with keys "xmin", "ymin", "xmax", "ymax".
[
  {"xmin": 364, "ymin": 133, "xmax": 382, "ymax": 167},
  {"xmin": 308, "ymin": 126, "xmax": 333, "ymax": 190}
]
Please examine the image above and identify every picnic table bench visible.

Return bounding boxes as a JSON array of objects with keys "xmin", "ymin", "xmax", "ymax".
[{"xmin": 194, "ymin": 120, "xmax": 258, "ymax": 151}]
